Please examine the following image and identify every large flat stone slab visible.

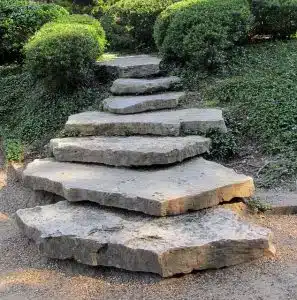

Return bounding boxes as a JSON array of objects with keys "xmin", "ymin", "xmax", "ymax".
[
  {"xmin": 96, "ymin": 55, "xmax": 161, "ymax": 78},
  {"xmin": 23, "ymin": 158, "xmax": 254, "ymax": 216},
  {"xmin": 102, "ymin": 92, "xmax": 185, "ymax": 114},
  {"xmin": 65, "ymin": 108, "xmax": 227, "ymax": 137},
  {"xmin": 110, "ymin": 77, "xmax": 181, "ymax": 95},
  {"xmin": 15, "ymin": 201, "xmax": 275, "ymax": 277},
  {"xmin": 50, "ymin": 136, "xmax": 211, "ymax": 166}
]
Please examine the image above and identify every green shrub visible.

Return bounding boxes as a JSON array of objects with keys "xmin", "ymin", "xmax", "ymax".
[
  {"xmin": 105, "ymin": 0, "xmax": 178, "ymax": 51},
  {"xmin": 53, "ymin": 0, "xmax": 108, "ymax": 17},
  {"xmin": 157, "ymin": 0, "xmax": 251, "ymax": 70},
  {"xmin": 0, "ymin": 1, "xmax": 68, "ymax": 63},
  {"xmin": 250, "ymin": 0, "xmax": 297, "ymax": 38},
  {"xmin": 24, "ymin": 22, "xmax": 103, "ymax": 90},
  {"xmin": 55, "ymin": 14, "xmax": 106, "ymax": 52},
  {"xmin": 52, "ymin": 0, "xmax": 73, "ymax": 12},
  {"xmin": 154, "ymin": 0, "xmax": 201, "ymax": 50}
]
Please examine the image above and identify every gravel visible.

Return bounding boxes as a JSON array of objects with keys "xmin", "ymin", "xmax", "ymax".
[{"xmin": 1, "ymin": 162, "xmax": 297, "ymax": 299}]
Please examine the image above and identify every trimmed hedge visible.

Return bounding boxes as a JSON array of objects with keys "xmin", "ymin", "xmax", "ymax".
[
  {"xmin": 250, "ymin": 0, "xmax": 297, "ymax": 37},
  {"xmin": 104, "ymin": 0, "xmax": 179, "ymax": 51},
  {"xmin": 155, "ymin": 0, "xmax": 251, "ymax": 70},
  {"xmin": 55, "ymin": 14, "xmax": 106, "ymax": 53},
  {"xmin": 154, "ymin": 0, "xmax": 201, "ymax": 50},
  {"xmin": 0, "ymin": 0, "xmax": 68, "ymax": 63},
  {"xmin": 24, "ymin": 22, "xmax": 102, "ymax": 90}
]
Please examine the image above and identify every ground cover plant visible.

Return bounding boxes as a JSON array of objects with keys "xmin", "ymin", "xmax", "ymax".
[
  {"xmin": 198, "ymin": 40, "xmax": 297, "ymax": 188},
  {"xmin": 0, "ymin": 65, "xmax": 109, "ymax": 157}
]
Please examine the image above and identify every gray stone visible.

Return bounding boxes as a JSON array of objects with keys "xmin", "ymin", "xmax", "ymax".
[
  {"xmin": 110, "ymin": 77, "xmax": 181, "ymax": 95},
  {"xmin": 65, "ymin": 108, "xmax": 227, "ymax": 137},
  {"xmin": 102, "ymin": 92, "xmax": 185, "ymax": 114},
  {"xmin": 256, "ymin": 190, "xmax": 297, "ymax": 215},
  {"xmin": 15, "ymin": 201, "xmax": 275, "ymax": 277},
  {"xmin": 23, "ymin": 158, "xmax": 254, "ymax": 216},
  {"xmin": 96, "ymin": 55, "xmax": 161, "ymax": 78},
  {"xmin": 50, "ymin": 136, "xmax": 211, "ymax": 166}
]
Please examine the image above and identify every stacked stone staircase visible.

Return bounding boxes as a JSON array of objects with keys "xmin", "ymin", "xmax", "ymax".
[{"xmin": 15, "ymin": 55, "xmax": 275, "ymax": 277}]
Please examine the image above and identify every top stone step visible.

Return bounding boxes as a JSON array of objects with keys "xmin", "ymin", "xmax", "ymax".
[
  {"xmin": 110, "ymin": 77, "xmax": 181, "ymax": 95},
  {"xmin": 102, "ymin": 92, "xmax": 185, "ymax": 114},
  {"xmin": 96, "ymin": 55, "xmax": 161, "ymax": 78}
]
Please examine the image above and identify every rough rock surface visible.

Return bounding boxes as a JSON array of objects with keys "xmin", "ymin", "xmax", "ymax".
[
  {"xmin": 65, "ymin": 108, "xmax": 227, "ymax": 137},
  {"xmin": 23, "ymin": 158, "xmax": 254, "ymax": 216},
  {"xmin": 110, "ymin": 77, "xmax": 181, "ymax": 95},
  {"xmin": 15, "ymin": 201, "xmax": 275, "ymax": 277},
  {"xmin": 50, "ymin": 136, "xmax": 211, "ymax": 166},
  {"xmin": 96, "ymin": 55, "xmax": 161, "ymax": 78},
  {"xmin": 102, "ymin": 92, "xmax": 185, "ymax": 114}
]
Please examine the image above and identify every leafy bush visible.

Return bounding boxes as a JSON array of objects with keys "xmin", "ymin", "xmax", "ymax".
[
  {"xmin": 55, "ymin": 14, "xmax": 106, "ymax": 51},
  {"xmin": 53, "ymin": 0, "xmax": 108, "ymax": 17},
  {"xmin": 156, "ymin": 0, "xmax": 251, "ymax": 70},
  {"xmin": 24, "ymin": 22, "xmax": 104, "ymax": 90},
  {"xmin": 250, "ymin": 0, "xmax": 297, "ymax": 38},
  {"xmin": 104, "ymin": 0, "xmax": 178, "ymax": 51},
  {"xmin": 4, "ymin": 139, "xmax": 24, "ymax": 162},
  {"xmin": 154, "ymin": 0, "xmax": 200, "ymax": 50},
  {"xmin": 0, "ymin": 0, "xmax": 68, "ymax": 63},
  {"xmin": 0, "ymin": 0, "xmax": 27, "ymax": 13}
]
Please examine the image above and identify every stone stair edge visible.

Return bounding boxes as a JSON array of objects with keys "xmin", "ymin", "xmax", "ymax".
[
  {"xmin": 64, "ymin": 108, "xmax": 227, "ymax": 137},
  {"xmin": 15, "ymin": 200, "xmax": 275, "ymax": 277},
  {"xmin": 22, "ymin": 157, "xmax": 255, "ymax": 216},
  {"xmin": 49, "ymin": 135, "xmax": 211, "ymax": 166}
]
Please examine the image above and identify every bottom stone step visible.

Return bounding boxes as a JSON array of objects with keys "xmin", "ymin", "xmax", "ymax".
[{"xmin": 15, "ymin": 201, "xmax": 275, "ymax": 277}]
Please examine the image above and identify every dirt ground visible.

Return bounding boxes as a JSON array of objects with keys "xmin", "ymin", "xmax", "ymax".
[{"xmin": 1, "ymin": 163, "xmax": 297, "ymax": 300}]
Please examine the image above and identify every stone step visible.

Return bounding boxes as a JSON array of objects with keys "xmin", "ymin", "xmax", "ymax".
[
  {"xmin": 110, "ymin": 76, "xmax": 181, "ymax": 95},
  {"xmin": 65, "ymin": 108, "xmax": 227, "ymax": 137},
  {"xmin": 15, "ymin": 201, "xmax": 275, "ymax": 277},
  {"xmin": 102, "ymin": 92, "xmax": 185, "ymax": 114},
  {"xmin": 96, "ymin": 55, "xmax": 161, "ymax": 78},
  {"xmin": 50, "ymin": 136, "xmax": 211, "ymax": 166},
  {"xmin": 23, "ymin": 158, "xmax": 254, "ymax": 216}
]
